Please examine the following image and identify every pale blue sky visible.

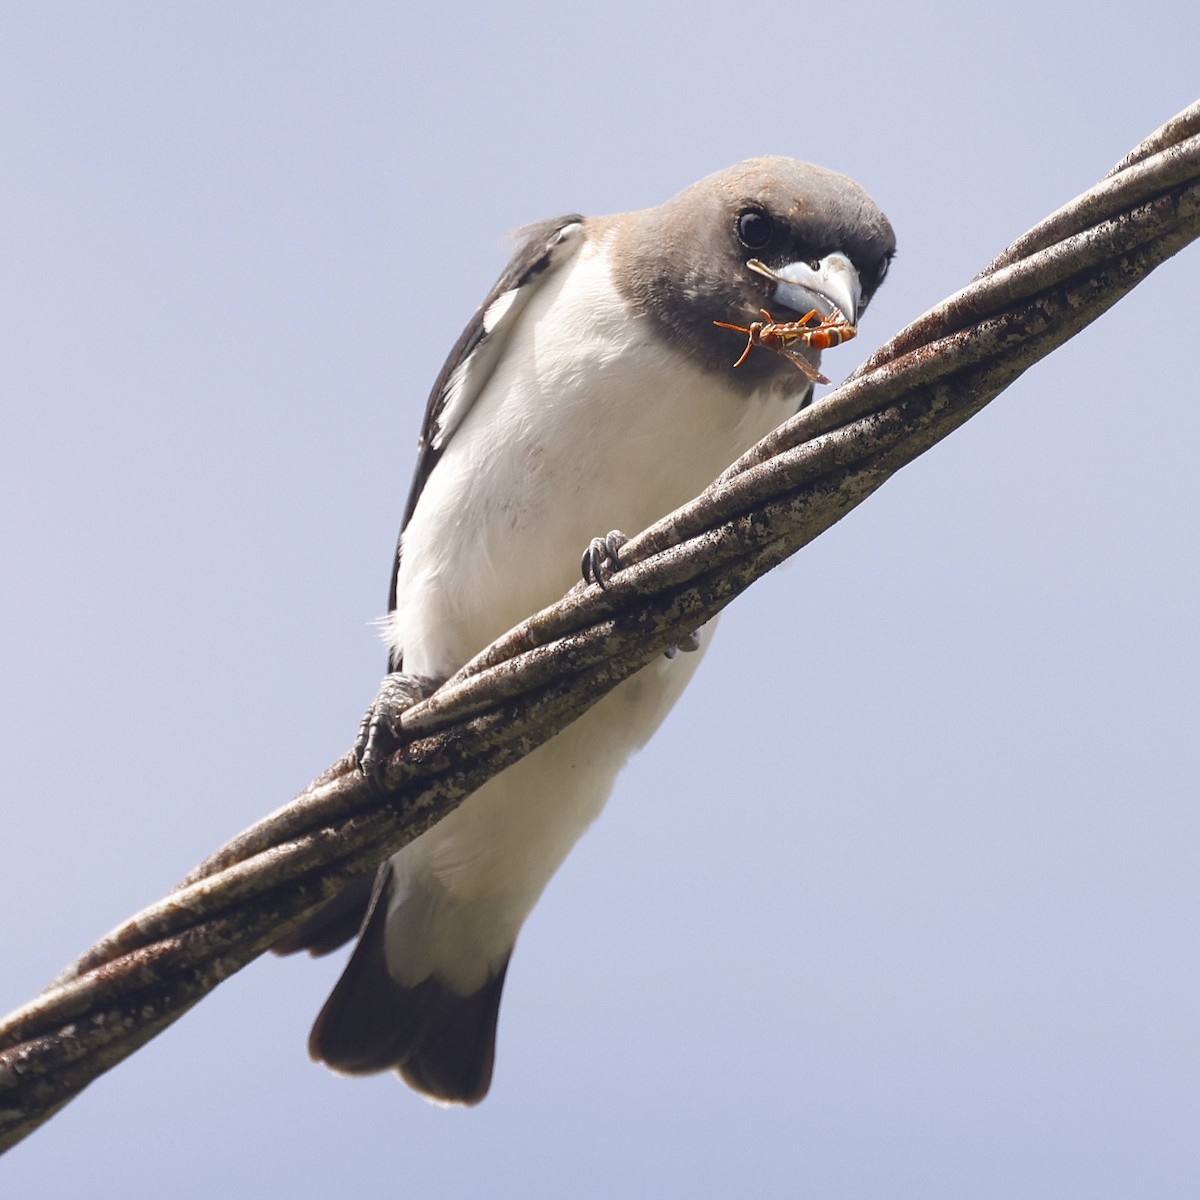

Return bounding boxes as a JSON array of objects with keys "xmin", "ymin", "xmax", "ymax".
[{"xmin": 3, "ymin": 4, "xmax": 1198, "ymax": 1197}]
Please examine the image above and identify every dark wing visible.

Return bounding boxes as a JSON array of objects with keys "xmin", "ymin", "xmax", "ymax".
[
  {"xmin": 386, "ymin": 214, "xmax": 586, "ymax": 667},
  {"xmin": 269, "ymin": 872, "xmax": 376, "ymax": 957}
]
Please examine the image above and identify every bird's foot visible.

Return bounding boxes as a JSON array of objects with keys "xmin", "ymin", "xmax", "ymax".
[
  {"xmin": 580, "ymin": 529, "xmax": 628, "ymax": 589},
  {"xmin": 580, "ymin": 529, "xmax": 700, "ymax": 660},
  {"xmin": 663, "ymin": 630, "xmax": 702, "ymax": 659},
  {"xmin": 355, "ymin": 672, "xmax": 443, "ymax": 783}
]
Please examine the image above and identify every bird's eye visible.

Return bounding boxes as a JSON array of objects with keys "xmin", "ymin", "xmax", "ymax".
[
  {"xmin": 875, "ymin": 253, "xmax": 893, "ymax": 288},
  {"xmin": 736, "ymin": 208, "xmax": 774, "ymax": 251}
]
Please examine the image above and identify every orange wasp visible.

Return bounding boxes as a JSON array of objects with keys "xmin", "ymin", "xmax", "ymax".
[{"xmin": 713, "ymin": 258, "xmax": 858, "ymax": 384}]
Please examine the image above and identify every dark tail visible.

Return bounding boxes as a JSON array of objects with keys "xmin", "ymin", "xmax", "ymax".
[{"xmin": 306, "ymin": 866, "xmax": 510, "ymax": 1105}]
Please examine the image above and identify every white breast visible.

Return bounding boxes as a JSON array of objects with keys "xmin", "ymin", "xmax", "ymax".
[
  {"xmin": 389, "ymin": 227, "xmax": 799, "ymax": 678},
  {"xmin": 379, "ymin": 228, "xmax": 805, "ymax": 992}
]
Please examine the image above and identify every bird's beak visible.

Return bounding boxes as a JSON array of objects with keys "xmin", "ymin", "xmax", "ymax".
[{"xmin": 748, "ymin": 253, "xmax": 862, "ymax": 326}]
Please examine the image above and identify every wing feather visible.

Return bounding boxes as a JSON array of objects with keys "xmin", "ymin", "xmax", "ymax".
[{"xmin": 386, "ymin": 217, "xmax": 585, "ymax": 642}]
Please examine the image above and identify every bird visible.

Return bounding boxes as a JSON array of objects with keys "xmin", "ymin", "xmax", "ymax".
[{"xmin": 275, "ymin": 157, "xmax": 896, "ymax": 1105}]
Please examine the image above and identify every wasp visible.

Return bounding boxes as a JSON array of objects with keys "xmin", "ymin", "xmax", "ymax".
[
  {"xmin": 713, "ymin": 305, "xmax": 856, "ymax": 384},
  {"xmin": 715, "ymin": 256, "xmax": 858, "ymax": 383}
]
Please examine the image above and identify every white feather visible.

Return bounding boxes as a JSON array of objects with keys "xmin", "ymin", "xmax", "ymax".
[{"xmin": 382, "ymin": 225, "xmax": 801, "ymax": 992}]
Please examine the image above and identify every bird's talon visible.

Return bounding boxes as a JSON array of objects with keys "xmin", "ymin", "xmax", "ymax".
[
  {"xmin": 354, "ymin": 672, "xmax": 442, "ymax": 783},
  {"xmin": 663, "ymin": 629, "xmax": 702, "ymax": 658},
  {"xmin": 581, "ymin": 530, "xmax": 628, "ymax": 589}
]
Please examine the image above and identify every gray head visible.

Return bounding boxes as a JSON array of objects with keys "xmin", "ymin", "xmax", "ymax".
[{"xmin": 609, "ymin": 156, "xmax": 896, "ymax": 387}]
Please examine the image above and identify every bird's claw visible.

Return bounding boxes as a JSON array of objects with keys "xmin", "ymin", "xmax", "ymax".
[
  {"xmin": 663, "ymin": 629, "xmax": 702, "ymax": 659},
  {"xmin": 355, "ymin": 672, "xmax": 442, "ymax": 783},
  {"xmin": 581, "ymin": 530, "xmax": 628, "ymax": 590}
]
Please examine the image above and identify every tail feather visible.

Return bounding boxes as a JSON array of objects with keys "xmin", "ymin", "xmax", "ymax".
[{"xmin": 307, "ymin": 865, "xmax": 510, "ymax": 1105}]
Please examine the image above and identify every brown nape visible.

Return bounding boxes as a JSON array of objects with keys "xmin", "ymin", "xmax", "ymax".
[
  {"xmin": 306, "ymin": 867, "xmax": 511, "ymax": 1105},
  {"xmin": 270, "ymin": 871, "xmax": 376, "ymax": 956}
]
